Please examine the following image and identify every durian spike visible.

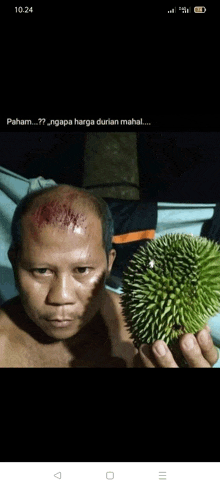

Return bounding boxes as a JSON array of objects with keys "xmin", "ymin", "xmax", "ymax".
[{"xmin": 121, "ymin": 233, "xmax": 220, "ymax": 363}]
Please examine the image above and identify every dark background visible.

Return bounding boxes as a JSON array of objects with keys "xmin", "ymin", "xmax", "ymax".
[
  {"xmin": 0, "ymin": 130, "xmax": 219, "ymax": 464},
  {"xmin": 1, "ymin": 131, "xmax": 220, "ymax": 203},
  {"xmin": 0, "ymin": 132, "xmax": 85, "ymax": 188}
]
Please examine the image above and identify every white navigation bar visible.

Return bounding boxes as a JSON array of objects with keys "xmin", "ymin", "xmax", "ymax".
[{"xmin": 0, "ymin": 462, "xmax": 218, "ymax": 489}]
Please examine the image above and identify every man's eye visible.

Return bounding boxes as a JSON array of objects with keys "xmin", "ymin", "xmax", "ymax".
[
  {"xmin": 32, "ymin": 268, "xmax": 90, "ymax": 276},
  {"xmin": 33, "ymin": 268, "xmax": 49, "ymax": 275},
  {"xmin": 76, "ymin": 267, "xmax": 89, "ymax": 274}
]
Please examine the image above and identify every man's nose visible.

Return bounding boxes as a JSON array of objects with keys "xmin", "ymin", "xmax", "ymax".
[{"xmin": 46, "ymin": 275, "xmax": 76, "ymax": 305}]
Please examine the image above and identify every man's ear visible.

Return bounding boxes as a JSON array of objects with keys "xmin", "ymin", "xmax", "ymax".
[
  {"xmin": 107, "ymin": 248, "xmax": 116, "ymax": 276},
  {"xmin": 8, "ymin": 247, "xmax": 20, "ymax": 291}
]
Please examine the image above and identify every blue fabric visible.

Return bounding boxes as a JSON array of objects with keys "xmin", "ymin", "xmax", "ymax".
[
  {"xmin": 0, "ymin": 165, "xmax": 57, "ymax": 305},
  {"xmin": 156, "ymin": 202, "xmax": 215, "ymax": 238}
]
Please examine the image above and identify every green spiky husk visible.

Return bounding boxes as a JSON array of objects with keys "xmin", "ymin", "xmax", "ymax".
[{"xmin": 121, "ymin": 233, "xmax": 220, "ymax": 356}]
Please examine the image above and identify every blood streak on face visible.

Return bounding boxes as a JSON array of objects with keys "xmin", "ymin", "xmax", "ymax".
[{"xmin": 29, "ymin": 197, "xmax": 86, "ymax": 234}]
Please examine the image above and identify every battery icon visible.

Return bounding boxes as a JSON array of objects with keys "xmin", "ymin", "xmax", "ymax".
[{"xmin": 194, "ymin": 6, "xmax": 206, "ymax": 12}]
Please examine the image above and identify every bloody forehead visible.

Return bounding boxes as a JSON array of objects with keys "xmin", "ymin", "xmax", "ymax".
[{"xmin": 28, "ymin": 195, "xmax": 87, "ymax": 232}]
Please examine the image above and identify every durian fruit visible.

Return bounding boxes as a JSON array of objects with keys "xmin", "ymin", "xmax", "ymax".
[{"xmin": 121, "ymin": 233, "xmax": 220, "ymax": 365}]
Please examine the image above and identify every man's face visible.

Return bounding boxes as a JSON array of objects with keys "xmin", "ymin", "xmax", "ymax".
[{"xmin": 10, "ymin": 210, "xmax": 115, "ymax": 340}]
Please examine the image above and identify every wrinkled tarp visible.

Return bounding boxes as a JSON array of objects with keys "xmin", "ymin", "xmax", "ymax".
[{"xmin": 0, "ymin": 165, "xmax": 57, "ymax": 305}]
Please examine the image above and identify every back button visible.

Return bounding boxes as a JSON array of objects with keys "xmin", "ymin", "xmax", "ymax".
[{"xmin": 54, "ymin": 472, "xmax": 61, "ymax": 479}]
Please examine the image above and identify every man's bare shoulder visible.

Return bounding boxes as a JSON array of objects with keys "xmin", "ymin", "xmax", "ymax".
[
  {"xmin": 0, "ymin": 297, "xmax": 50, "ymax": 367},
  {"xmin": 101, "ymin": 288, "xmax": 123, "ymax": 311},
  {"xmin": 101, "ymin": 288, "xmax": 137, "ymax": 367},
  {"xmin": 0, "ymin": 304, "xmax": 15, "ymax": 366},
  {"xmin": 0, "ymin": 296, "xmax": 23, "ymax": 335},
  {"xmin": 0, "ymin": 297, "xmax": 74, "ymax": 368},
  {"xmin": 100, "ymin": 288, "xmax": 124, "ymax": 329},
  {"xmin": 0, "ymin": 302, "xmax": 15, "ymax": 334}
]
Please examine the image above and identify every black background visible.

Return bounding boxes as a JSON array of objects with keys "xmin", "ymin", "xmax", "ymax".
[
  {"xmin": 1, "ymin": 125, "xmax": 220, "ymax": 203},
  {"xmin": 1, "ymin": 117, "xmax": 219, "ymax": 465}
]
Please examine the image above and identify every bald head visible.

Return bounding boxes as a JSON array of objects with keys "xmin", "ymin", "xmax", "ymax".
[
  {"xmin": 7, "ymin": 185, "xmax": 118, "ymax": 341},
  {"xmin": 25, "ymin": 185, "xmax": 93, "ymax": 235},
  {"xmin": 9, "ymin": 184, "xmax": 115, "ymax": 264}
]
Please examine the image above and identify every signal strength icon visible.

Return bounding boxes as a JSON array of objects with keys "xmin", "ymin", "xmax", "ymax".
[{"xmin": 168, "ymin": 7, "xmax": 176, "ymax": 12}]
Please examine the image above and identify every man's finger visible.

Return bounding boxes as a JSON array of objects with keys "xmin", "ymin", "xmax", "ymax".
[
  {"xmin": 139, "ymin": 341, "xmax": 179, "ymax": 368},
  {"xmin": 151, "ymin": 340, "xmax": 179, "ymax": 367},
  {"xmin": 196, "ymin": 328, "xmax": 219, "ymax": 366},
  {"xmin": 179, "ymin": 333, "xmax": 211, "ymax": 368},
  {"xmin": 138, "ymin": 344, "xmax": 157, "ymax": 368}
]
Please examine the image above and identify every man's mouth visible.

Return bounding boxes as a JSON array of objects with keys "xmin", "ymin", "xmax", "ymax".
[
  {"xmin": 45, "ymin": 319, "xmax": 74, "ymax": 328},
  {"xmin": 47, "ymin": 318, "xmax": 73, "ymax": 321}
]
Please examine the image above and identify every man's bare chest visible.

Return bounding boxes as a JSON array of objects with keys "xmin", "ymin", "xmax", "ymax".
[
  {"xmin": 2, "ymin": 333, "xmax": 74, "ymax": 368},
  {"xmin": 0, "ymin": 294, "xmax": 128, "ymax": 367}
]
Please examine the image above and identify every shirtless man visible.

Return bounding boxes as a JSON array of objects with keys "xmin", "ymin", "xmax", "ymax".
[
  {"xmin": 0, "ymin": 184, "xmax": 218, "ymax": 368},
  {"xmin": 0, "ymin": 184, "xmax": 136, "ymax": 368}
]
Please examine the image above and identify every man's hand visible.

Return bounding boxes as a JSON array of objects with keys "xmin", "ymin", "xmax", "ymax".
[{"xmin": 135, "ymin": 324, "xmax": 219, "ymax": 368}]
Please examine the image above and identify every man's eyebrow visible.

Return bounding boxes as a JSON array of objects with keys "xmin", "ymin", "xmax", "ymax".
[
  {"xmin": 23, "ymin": 259, "xmax": 98, "ymax": 267},
  {"xmin": 21, "ymin": 260, "xmax": 53, "ymax": 267}
]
